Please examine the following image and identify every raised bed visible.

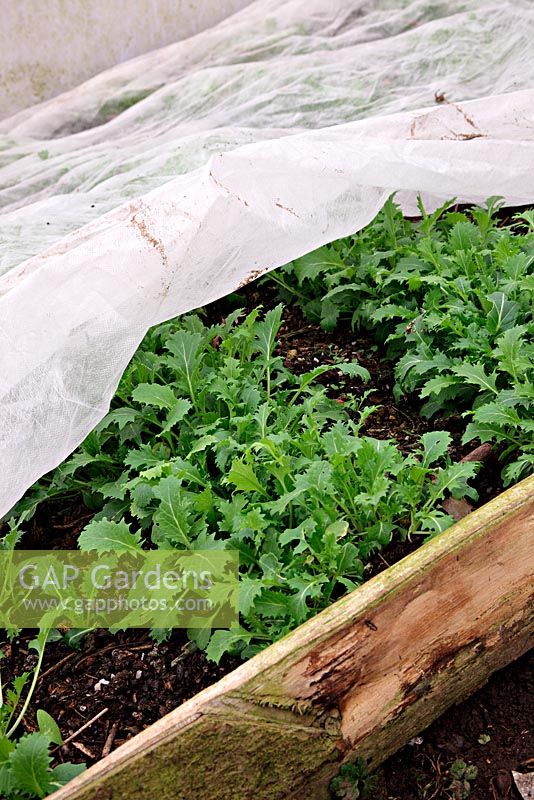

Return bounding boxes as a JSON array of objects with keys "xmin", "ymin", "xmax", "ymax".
[{"xmin": 48, "ymin": 472, "xmax": 533, "ymax": 800}]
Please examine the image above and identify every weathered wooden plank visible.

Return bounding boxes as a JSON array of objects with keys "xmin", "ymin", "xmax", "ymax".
[{"xmin": 49, "ymin": 475, "xmax": 534, "ymax": 800}]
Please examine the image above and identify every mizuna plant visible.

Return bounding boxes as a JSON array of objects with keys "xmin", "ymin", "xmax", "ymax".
[
  {"xmin": 14, "ymin": 306, "xmax": 477, "ymax": 660},
  {"xmin": 270, "ymin": 197, "xmax": 534, "ymax": 484}
]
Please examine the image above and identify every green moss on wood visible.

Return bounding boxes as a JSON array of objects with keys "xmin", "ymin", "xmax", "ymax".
[{"xmin": 69, "ymin": 705, "xmax": 341, "ymax": 800}]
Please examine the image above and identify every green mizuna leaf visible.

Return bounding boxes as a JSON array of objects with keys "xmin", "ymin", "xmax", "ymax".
[
  {"xmin": 163, "ymin": 399, "xmax": 192, "ymax": 432},
  {"xmin": 238, "ymin": 578, "xmax": 266, "ymax": 615},
  {"xmin": 432, "ymin": 462, "xmax": 479, "ymax": 500},
  {"xmin": 292, "ymin": 246, "xmax": 344, "ymax": 283},
  {"xmin": 494, "ymin": 326, "xmax": 531, "ymax": 377},
  {"xmin": 452, "ymin": 364, "xmax": 498, "ymax": 395},
  {"xmin": 78, "ymin": 519, "xmax": 142, "ymax": 553},
  {"xmin": 225, "ymin": 459, "xmax": 267, "ymax": 496},
  {"xmin": 132, "ymin": 383, "xmax": 177, "ymax": 410},
  {"xmin": 125, "ymin": 443, "xmax": 169, "ymax": 469},
  {"xmin": 486, "ymin": 292, "xmax": 519, "ymax": 334},
  {"xmin": 206, "ymin": 629, "xmax": 252, "ymax": 664},
  {"xmin": 152, "ymin": 476, "xmax": 192, "ymax": 547},
  {"xmin": 165, "ymin": 330, "xmax": 203, "ymax": 374},
  {"xmin": 98, "ymin": 408, "xmax": 139, "ymax": 431},
  {"xmin": 9, "ymin": 734, "xmax": 52, "ymax": 798},
  {"xmin": 337, "ymin": 362, "xmax": 371, "ymax": 382},
  {"xmin": 420, "ymin": 431, "xmax": 451, "ymax": 466},
  {"xmin": 254, "ymin": 304, "xmax": 283, "ymax": 360},
  {"xmin": 287, "ymin": 576, "xmax": 326, "ymax": 623},
  {"xmin": 473, "ymin": 402, "xmax": 521, "ymax": 427},
  {"xmin": 462, "ymin": 421, "xmax": 504, "ymax": 445},
  {"xmin": 419, "ymin": 374, "xmax": 463, "ymax": 399}
]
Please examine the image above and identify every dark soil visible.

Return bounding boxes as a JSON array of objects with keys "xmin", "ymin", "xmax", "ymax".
[
  {"xmin": 375, "ymin": 649, "xmax": 533, "ymax": 800},
  {"xmin": 1, "ymin": 628, "xmax": 240, "ymax": 766}
]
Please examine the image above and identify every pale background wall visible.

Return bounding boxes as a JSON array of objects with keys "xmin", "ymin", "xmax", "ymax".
[{"xmin": 0, "ymin": 0, "xmax": 253, "ymax": 120}]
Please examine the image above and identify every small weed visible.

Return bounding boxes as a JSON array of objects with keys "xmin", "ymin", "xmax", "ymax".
[
  {"xmin": 447, "ymin": 759, "xmax": 478, "ymax": 799},
  {"xmin": 330, "ymin": 759, "xmax": 376, "ymax": 799}
]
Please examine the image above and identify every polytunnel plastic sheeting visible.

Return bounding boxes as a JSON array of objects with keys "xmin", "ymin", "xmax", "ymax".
[{"xmin": 1, "ymin": 0, "xmax": 534, "ymax": 518}]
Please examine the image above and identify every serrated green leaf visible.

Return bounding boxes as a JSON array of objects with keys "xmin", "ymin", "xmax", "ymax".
[
  {"xmin": 486, "ymin": 292, "xmax": 519, "ymax": 334},
  {"xmin": 239, "ymin": 578, "xmax": 265, "ymax": 615},
  {"xmin": 494, "ymin": 326, "xmax": 530, "ymax": 376},
  {"xmin": 449, "ymin": 220, "xmax": 479, "ymax": 251},
  {"xmin": 420, "ymin": 431, "xmax": 451, "ymax": 466},
  {"xmin": 132, "ymin": 383, "xmax": 177, "ymax": 411},
  {"xmin": 99, "ymin": 471, "xmax": 129, "ymax": 501},
  {"xmin": 0, "ymin": 763, "xmax": 15, "ymax": 796},
  {"xmin": 254, "ymin": 305, "xmax": 283, "ymax": 360},
  {"xmin": 163, "ymin": 398, "xmax": 192, "ymax": 432},
  {"xmin": 337, "ymin": 362, "xmax": 371, "ymax": 382},
  {"xmin": 419, "ymin": 374, "xmax": 462, "ymax": 399},
  {"xmin": 279, "ymin": 519, "xmax": 315, "ymax": 552},
  {"xmin": 124, "ymin": 443, "xmax": 169, "ymax": 469},
  {"xmin": 258, "ymin": 553, "xmax": 284, "ymax": 584},
  {"xmin": 57, "ymin": 451, "xmax": 108, "ymax": 478},
  {"xmin": 10, "ymin": 733, "xmax": 52, "ymax": 798},
  {"xmin": 165, "ymin": 330, "xmax": 203, "ymax": 402},
  {"xmin": 225, "ymin": 459, "xmax": 266, "ymax": 496},
  {"xmin": 98, "ymin": 407, "xmax": 139, "ymax": 432},
  {"xmin": 287, "ymin": 576, "xmax": 326, "ymax": 623},
  {"xmin": 502, "ymin": 453, "xmax": 534, "ymax": 485},
  {"xmin": 292, "ymin": 247, "xmax": 343, "ymax": 283},
  {"xmin": 10, "ymin": 672, "xmax": 30, "ymax": 699},
  {"xmin": 432, "ymin": 462, "xmax": 478, "ymax": 500},
  {"xmin": 462, "ymin": 421, "xmax": 504, "ymax": 445},
  {"xmin": 151, "ymin": 627, "xmax": 172, "ymax": 644},
  {"xmin": 187, "ymin": 626, "xmax": 211, "ymax": 650},
  {"xmin": 453, "ymin": 364, "xmax": 498, "ymax": 395},
  {"xmin": 152, "ymin": 476, "xmax": 191, "ymax": 548},
  {"xmin": 320, "ymin": 297, "xmax": 340, "ymax": 331},
  {"xmin": 206, "ymin": 629, "xmax": 252, "ymax": 663},
  {"xmin": 396, "ymin": 350, "xmax": 451, "ymax": 383},
  {"xmin": 165, "ymin": 330, "xmax": 203, "ymax": 372},
  {"xmin": 78, "ymin": 519, "xmax": 142, "ymax": 553},
  {"xmin": 188, "ymin": 434, "xmax": 218, "ymax": 456},
  {"xmin": 254, "ymin": 588, "xmax": 292, "ymax": 617},
  {"xmin": 417, "ymin": 511, "xmax": 454, "ymax": 534},
  {"xmin": 473, "ymin": 402, "xmax": 521, "ymax": 427},
  {"xmin": 0, "ymin": 737, "xmax": 15, "ymax": 765}
]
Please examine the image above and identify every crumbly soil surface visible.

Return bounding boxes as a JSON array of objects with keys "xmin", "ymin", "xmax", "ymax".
[
  {"xmin": 1, "ymin": 282, "xmax": 526, "ymax": 796},
  {"xmin": 1, "ymin": 628, "xmax": 240, "ymax": 765},
  {"xmin": 375, "ymin": 650, "xmax": 533, "ymax": 800}
]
